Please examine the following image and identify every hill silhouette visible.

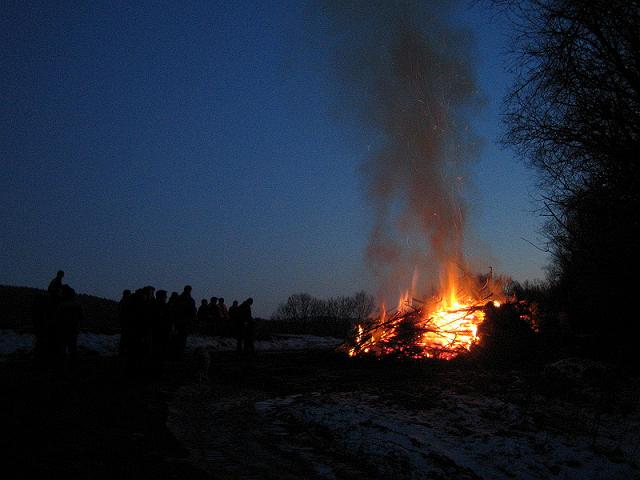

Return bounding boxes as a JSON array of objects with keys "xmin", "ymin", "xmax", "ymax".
[{"xmin": 0, "ymin": 285, "xmax": 119, "ymax": 334}]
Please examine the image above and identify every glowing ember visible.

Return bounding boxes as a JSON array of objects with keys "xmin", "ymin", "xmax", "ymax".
[{"xmin": 346, "ymin": 273, "xmax": 505, "ymax": 360}]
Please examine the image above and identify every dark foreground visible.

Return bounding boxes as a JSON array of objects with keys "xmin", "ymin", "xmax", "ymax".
[
  {"xmin": 0, "ymin": 354, "xmax": 208, "ymax": 479},
  {"xmin": 2, "ymin": 350, "xmax": 639, "ymax": 479}
]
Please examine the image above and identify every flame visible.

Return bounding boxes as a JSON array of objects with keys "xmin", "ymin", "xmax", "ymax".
[{"xmin": 347, "ymin": 269, "xmax": 505, "ymax": 360}]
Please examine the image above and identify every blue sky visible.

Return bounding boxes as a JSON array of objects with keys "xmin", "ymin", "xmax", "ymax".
[{"xmin": 1, "ymin": 1, "xmax": 548, "ymax": 317}]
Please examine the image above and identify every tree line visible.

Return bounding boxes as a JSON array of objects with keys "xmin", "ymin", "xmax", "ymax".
[
  {"xmin": 271, "ymin": 291, "xmax": 375, "ymax": 323},
  {"xmin": 500, "ymin": 0, "xmax": 639, "ymax": 362}
]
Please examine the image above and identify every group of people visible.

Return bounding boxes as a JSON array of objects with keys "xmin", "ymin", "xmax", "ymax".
[
  {"xmin": 32, "ymin": 270, "xmax": 84, "ymax": 370},
  {"xmin": 118, "ymin": 284, "xmax": 193, "ymax": 374},
  {"xmin": 118, "ymin": 285, "xmax": 255, "ymax": 374},
  {"xmin": 32, "ymin": 270, "xmax": 257, "ymax": 375},
  {"xmin": 195, "ymin": 296, "xmax": 255, "ymax": 353}
]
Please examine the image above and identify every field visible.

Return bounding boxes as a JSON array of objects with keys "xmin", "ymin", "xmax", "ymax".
[{"xmin": 2, "ymin": 346, "xmax": 639, "ymax": 479}]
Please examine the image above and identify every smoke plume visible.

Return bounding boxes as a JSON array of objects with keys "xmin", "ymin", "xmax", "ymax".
[{"xmin": 323, "ymin": 0, "xmax": 482, "ymax": 300}]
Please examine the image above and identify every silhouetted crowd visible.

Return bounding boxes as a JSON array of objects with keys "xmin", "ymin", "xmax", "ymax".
[
  {"xmin": 195, "ymin": 296, "xmax": 255, "ymax": 354},
  {"xmin": 33, "ymin": 270, "xmax": 256, "ymax": 376}
]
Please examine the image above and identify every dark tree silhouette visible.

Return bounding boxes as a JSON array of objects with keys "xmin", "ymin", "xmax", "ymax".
[
  {"xmin": 501, "ymin": 0, "xmax": 640, "ymax": 361},
  {"xmin": 272, "ymin": 291, "xmax": 375, "ymax": 323}
]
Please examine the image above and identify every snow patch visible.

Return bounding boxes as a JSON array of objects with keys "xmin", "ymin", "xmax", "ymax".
[
  {"xmin": 78, "ymin": 332, "xmax": 120, "ymax": 355},
  {"xmin": 0, "ymin": 330, "xmax": 341, "ymax": 358},
  {"xmin": 256, "ymin": 391, "xmax": 640, "ymax": 479},
  {"xmin": 188, "ymin": 334, "xmax": 341, "ymax": 352},
  {"xmin": 0, "ymin": 330, "xmax": 33, "ymax": 356}
]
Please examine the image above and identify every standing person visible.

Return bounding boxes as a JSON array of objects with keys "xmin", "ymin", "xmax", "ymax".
[
  {"xmin": 240, "ymin": 298, "xmax": 255, "ymax": 355},
  {"xmin": 197, "ymin": 299, "xmax": 211, "ymax": 335},
  {"xmin": 118, "ymin": 289, "xmax": 132, "ymax": 357},
  {"xmin": 229, "ymin": 300, "xmax": 242, "ymax": 352},
  {"xmin": 218, "ymin": 298, "xmax": 229, "ymax": 334},
  {"xmin": 175, "ymin": 285, "xmax": 196, "ymax": 359},
  {"xmin": 47, "ymin": 270, "xmax": 65, "ymax": 302},
  {"xmin": 127, "ymin": 289, "xmax": 146, "ymax": 375},
  {"xmin": 209, "ymin": 297, "xmax": 220, "ymax": 335},
  {"xmin": 127, "ymin": 287, "xmax": 154, "ymax": 375},
  {"xmin": 54, "ymin": 285, "xmax": 83, "ymax": 371},
  {"xmin": 42, "ymin": 270, "xmax": 64, "ymax": 362},
  {"xmin": 167, "ymin": 292, "xmax": 180, "ymax": 358},
  {"xmin": 151, "ymin": 290, "xmax": 170, "ymax": 373},
  {"xmin": 140, "ymin": 286, "xmax": 156, "ymax": 370}
]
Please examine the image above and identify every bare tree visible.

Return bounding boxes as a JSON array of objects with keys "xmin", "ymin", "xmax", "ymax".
[
  {"xmin": 502, "ymin": 1, "xmax": 639, "ymax": 204},
  {"xmin": 501, "ymin": 0, "xmax": 640, "ymax": 356},
  {"xmin": 271, "ymin": 292, "xmax": 375, "ymax": 323},
  {"xmin": 352, "ymin": 290, "xmax": 376, "ymax": 322}
]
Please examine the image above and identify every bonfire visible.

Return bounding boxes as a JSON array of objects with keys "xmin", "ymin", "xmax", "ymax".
[{"xmin": 345, "ymin": 269, "xmax": 506, "ymax": 360}]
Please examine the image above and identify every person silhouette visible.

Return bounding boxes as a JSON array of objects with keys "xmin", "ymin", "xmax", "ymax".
[
  {"xmin": 118, "ymin": 289, "xmax": 132, "ymax": 357},
  {"xmin": 48, "ymin": 270, "xmax": 65, "ymax": 299},
  {"xmin": 47, "ymin": 270, "xmax": 65, "ymax": 314},
  {"xmin": 240, "ymin": 298, "xmax": 255, "ymax": 355},
  {"xmin": 218, "ymin": 298, "xmax": 229, "ymax": 322},
  {"xmin": 197, "ymin": 299, "xmax": 212, "ymax": 334},
  {"xmin": 174, "ymin": 285, "xmax": 196, "ymax": 359},
  {"xmin": 229, "ymin": 300, "xmax": 241, "ymax": 352},
  {"xmin": 209, "ymin": 297, "xmax": 220, "ymax": 335},
  {"xmin": 151, "ymin": 290, "xmax": 170, "ymax": 372},
  {"xmin": 54, "ymin": 285, "xmax": 83, "ymax": 371},
  {"xmin": 217, "ymin": 298, "xmax": 229, "ymax": 336}
]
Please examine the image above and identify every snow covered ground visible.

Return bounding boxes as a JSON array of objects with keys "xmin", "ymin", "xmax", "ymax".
[
  {"xmin": 0, "ymin": 330, "xmax": 34, "ymax": 356},
  {"xmin": 255, "ymin": 389, "xmax": 640, "ymax": 479},
  {"xmin": 186, "ymin": 334, "xmax": 341, "ymax": 352},
  {"xmin": 0, "ymin": 329, "xmax": 341, "ymax": 358},
  {"xmin": 0, "ymin": 330, "xmax": 122, "ymax": 357}
]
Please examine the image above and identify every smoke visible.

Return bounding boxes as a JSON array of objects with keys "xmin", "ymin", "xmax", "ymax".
[{"xmin": 322, "ymin": 0, "xmax": 483, "ymax": 300}]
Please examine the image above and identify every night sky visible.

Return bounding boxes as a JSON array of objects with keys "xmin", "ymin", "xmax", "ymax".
[{"xmin": 1, "ymin": 1, "xmax": 548, "ymax": 317}]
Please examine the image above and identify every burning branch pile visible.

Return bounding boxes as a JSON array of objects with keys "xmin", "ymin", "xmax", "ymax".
[
  {"xmin": 346, "ymin": 303, "xmax": 485, "ymax": 360},
  {"xmin": 345, "ymin": 273, "xmax": 507, "ymax": 360}
]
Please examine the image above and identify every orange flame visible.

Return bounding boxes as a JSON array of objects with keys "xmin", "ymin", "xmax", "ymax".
[{"xmin": 348, "ymin": 268, "xmax": 505, "ymax": 359}]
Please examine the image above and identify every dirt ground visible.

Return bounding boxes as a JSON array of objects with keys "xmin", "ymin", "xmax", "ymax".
[
  {"xmin": 0, "ymin": 350, "xmax": 458, "ymax": 479},
  {"xmin": 2, "ymin": 350, "xmax": 639, "ymax": 479},
  {"xmin": 0, "ymin": 353, "xmax": 207, "ymax": 479},
  {"xmin": 166, "ymin": 352, "xmax": 640, "ymax": 479}
]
